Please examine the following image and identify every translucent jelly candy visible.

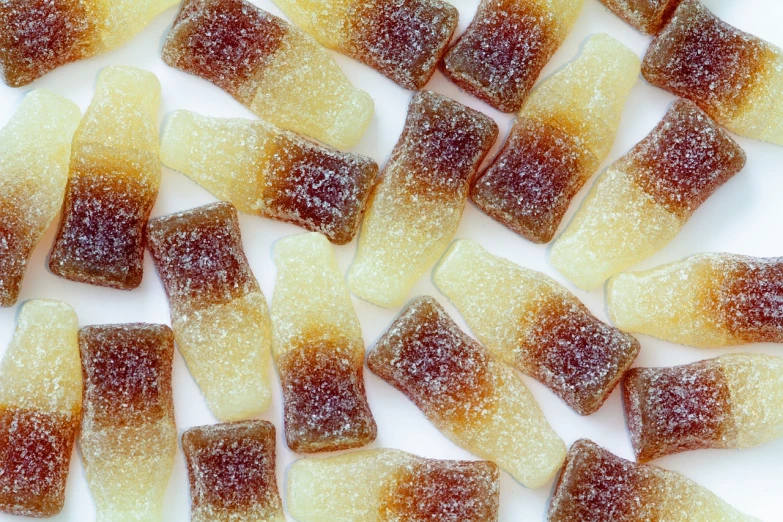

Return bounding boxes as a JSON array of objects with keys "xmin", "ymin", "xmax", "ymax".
[
  {"xmin": 182, "ymin": 421, "xmax": 284, "ymax": 522},
  {"xmin": 551, "ymin": 99, "xmax": 746, "ymax": 290},
  {"xmin": 272, "ymin": 233, "xmax": 377, "ymax": 453},
  {"xmin": 161, "ymin": 111, "xmax": 379, "ymax": 245},
  {"xmin": 162, "ymin": 0, "xmax": 374, "ymax": 149},
  {"xmin": 147, "ymin": 202, "xmax": 273, "ymax": 421},
  {"xmin": 440, "ymin": 0, "xmax": 583, "ymax": 112},
  {"xmin": 288, "ymin": 448, "xmax": 500, "ymax": 521},
  {"xmin": 0, "ymin": 300, "xmax": 80, "ymax": 517},
  {"xmin": 348, "ymin": 92, "xmax": 498, "ymax": 308},
  {"xmin": 272, "ymin": 0, "xmax": 458, "ymax": 90},
  {"xmin": 598, "ymin": 0, "xmax": 683, "ymax": 34},
  {"xmin": 367, "ymin": 296, "xmax": 565, "ymax": 487},
  {"xmin": 79, "ymin": 324, "xmax": 176, "ymax": 522},
  {"xmin": 624, "ymin": 354, "xmax": 783, "ymax": 463},
  {"xmin": 471, "ymin": 34, "xmax": 640, "ymax": 243},
  {"xmin": 548, "ymin": 439, "xmax": 759, "ymax": 521},
  {"xmin": 609, "ymin": 253, "xmax": 783, "ymax": 348},
  {"xmin": 0, "ymin": 0, "xmax": 178, "ymax": 87},
  {"xmin": 0, "ymin": 90, "xmax": 80, "ymax": 306},
  {"xmin": 434, "ymin": 239, "xmax": 640, "ymax": 415},
  {"xmin": 642, "ymin": 0, "xmax": 783, "ymax": 145},
  {"xmin": 49, "ymin": 66, "xmax": 161, "ymax": 290}
]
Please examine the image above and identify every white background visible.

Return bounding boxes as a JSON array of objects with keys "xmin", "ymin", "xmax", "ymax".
[{"xmin": 0, "ymin": 0, "xmax": 782, "ymax": 520}]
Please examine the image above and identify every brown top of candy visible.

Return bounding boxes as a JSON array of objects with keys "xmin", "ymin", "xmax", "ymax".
[
  {"xmin": 600, "ymin": 0, "xmax": 683, "ymax": 35},
  {"xmin": 721, "ymin": 257, "xmax": 783, "ymax": 343}
]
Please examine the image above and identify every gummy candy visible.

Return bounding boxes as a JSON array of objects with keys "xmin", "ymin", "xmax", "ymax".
[
  {"xmin": 598, "ymin": 0, "xmax": 683, "ymax": 34},
  {"xmin": 146, "ymin": 202, "xmax": 273, "ymax": 421},
  {"xmin": 368, "ymin": 296, "xmax": 565, "ymax": 487},
  {"xmin": 642, "ymin": 0, "xmax": 783, "ymax": 145},
  {"xmin": 548, "ymin": 439, "xmax": 759, "ymax": 521},
  {"xmin": 79, "ymin": 323, "xmax": 176, "ymax": 522},
  {"xmin": 0, "ymin": 0, "xmax": 178, "ymax": 87},
  {"xmin": 49, "ymin": 66, "xmax": 161, "ymax": 290},
  {"xmin": 609, "ymin": 253, "xmax": 783, "ymax": 348},
  {"xmin": 162, "ymin": 0, "xmax": 374, "ymax": 149},
  {"xmin": 440, "ymin": 0, "xmax": 583, "ymax": 112},
  {"xmin": 272, "ymin": 0, "xmax": 458, "ymax": 90},
  {"xmin": 434, "ymin": 239, "xmax": 640, "ymax": 415},
  {"xmin": 624, "ymin": 354, "xmax": 783, "ymax": 463},
  {"xmin": 551, "ymin": 99, "xmax": 746, "ymax": 290},
  {"xmin": 0, "ymin": 90, "xmax": 80, "ymax": 306},
  {"xmin": 471, "ymin": 34, "xmax": 640, "ymax": 243},
  {"xmin": 288, "ymin": 448, "xmax": 500, "ymax": 521},
  {"xmin": 348, "ymin": 92, "xmax": 498, "ymax": 308},
  {"xmin": 272, "ymin": 233, "xmax": 377, "ymax": 453},
  {"xmin": 182, "ymin": 421, "xmax": 284, "ymax": 522},
  {"xmin": 161, "ymin": 110, "xmax": 379, "ymax": 245},
  {"xmin": 0, "ymin": 300, "xmax": 80, "ymax": 517}
]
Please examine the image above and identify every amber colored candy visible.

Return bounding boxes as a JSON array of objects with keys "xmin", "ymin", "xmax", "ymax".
[
  {"xmin": 551, "ymin": 99, "xmax": 746, "ymax": 290},
  {"xmin": 642, "ymin": 0, "xmax": 783, "ymax": 145},
  {"xmin": 182, "ymin": 421, "xmax": 284, "ymax": 522},
  {"xmin": 161, "ymin": 111, "xmax": 378, "ymax": 245},
  {"xmin": 598, "ymin": 0, "xmax": 683, "ymax": 34},
  {"xmin": 348, "ymin": 92, "xmax": 498, "ymax": 308},
  {"xmin": 272, "ymin": 233, "xmax": 376, "ymax": 453},
  {"xmin": 147, "ymin": 202, "xmax": 273, "ymax": 421},
  {"xmin": 0, "ymin": 90, "xmax": 81, "ymax": 306},
  {"xmin": 79, "ymin": 323, "xmax": 176, "ymax": 522},
  {"xmin": 440, "ymin": 0, "xmax": 582, "ymax": 112},
  {"xmin": 0, "ymin": 300, "xmax": 80, "ymax": 518},
  {"xmin": 368, "ymin": 296, "xmax": 565, "ymax": 487},
  {"xmin": 471, "ymin": 34, "xmax": 640, "ymax": 243},
  {"xmin": 162, "ymin": 0, "xmax": 373, "ymax": 149},
  {"xmin": 288, "ymin": 448, "xmax": 500, "ymax": 521},
  {"xmin": 548, "ymin": 439, "xmax": 759, "ymax": 521},
  {"xmin": 48, "ymin": 66, "xmax": 161, "ymax": 290}
]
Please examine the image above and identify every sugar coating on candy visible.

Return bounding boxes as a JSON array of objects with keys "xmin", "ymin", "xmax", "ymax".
[
  {"xmin": 598, "ymin": 0, "xmax": 683, "ymax": 34},
  {"xmin": 161, "ymin": 111, "xmax": 378, "ymax": 245},
  {"xmin": 0, "ymin": 0, "xmax": 178, "ymax": 87},
  {"xmin": 434, "ymin": 239, "xmax": 639, "ymax": 415},
  {"xmin": 440, "ymin": 0, "xmax": 583, "ymax": 112},
  {"xmin": 551, "ymin": 100, "xmax": 746, "ymax": 290},
  {"xmin": 548, "ymin": 439, "xmax": 760, "ymax": 521},
  {"xmin": 182, "ymin": 421, "xmax": 284, "ymax": 522},
  {"xmin": 147, "ymin": 202, "xmax": 273, "ymax": 421},
  {"xmin": 0, "ymin": 300, "xmax": 80, "ymax": 518},
  {"xmin": 471, "ymin": 34, "xmax": 640, "ymax": 243},
  {"xmin": 608, "ymin": 253, "xmax": 783, "ymax": 348},
  {"xmin": 162, "ymin": 0, "xmax": 373, "ymax": 149},
  {"xmin": 0, "ymin": 90, "xmax": 80, "ymax": 306},
  {"xmin": 272, "ymin": 233, "xmax": 376, "ymax": 453},
  {"xmin": 642, "ymin": 0, "xmax": 783, "ymax": 145},
  {"xmin": 348, "ymin": 92, "xmax": 498, "ymax": 308},
  {"xmin": 368, "ymin": 296, "xmax": 565, "ymax": 487},
  {"xmin": 288, "ymin": 448, "xmax": 500, "ymax": 521},
  {"xmin": 49, "ymin": 66, "xmax": 161, "ymax": 290}
]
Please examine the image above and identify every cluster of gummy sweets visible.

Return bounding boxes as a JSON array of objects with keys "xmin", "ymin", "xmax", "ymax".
[{"xmin": 0, "ymin": 0, "xmax": 781, "ymax": 520}]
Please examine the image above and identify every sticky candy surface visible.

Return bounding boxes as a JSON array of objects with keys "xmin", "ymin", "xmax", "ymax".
[
  {"xmin": 435, "ymin": 239, "xmax": 639, "ymax": 415},
  {"xmin": 162, "ymin": 0, "xmax": 374, "ymax": 149},
  {"xmin": 0, "ymin": 90, "xmax": 80, "ymax": 306},
  {"xmin": 441, "ymin": 0, "xmax": 582, "ymax": 112},
  {"xmin": 182, "ymin": 421, "xmax": 284, "ymax": 522},
  {"xmin": 79, "ymin": 324, "xmax": 176, "ymax": 522},
  {"xmin": 348, "ymin": 92, "xmax": 497, "ymax": 308},
  {"xmin": 551, "ymin": 99, "xmax": 746, "ymax": 290},
  {"xmin": 0, "ymin": 300, "xmax": 80, "ymax": 518},
  {"xmin": 643, "ymin": 0, "xmax": 783, "ymax": 145},
  {"xmin": 471, "ymin": 34, "xmax": 640, "ymax": 243},
  {"xmin": 288, "ymin": 448, "xmax": 500, "ymax": 521},
  {"xmin": 598, "ymin": 0, "xmax": 683, "ymax": 34},
  {"xmin": 49, "ymin": 66, "xmax": 161, "ymax": 290},
  {"xmin": 368, "ymin": 296, "xmax": 565, "ymax": 487},
  {"xmin": 161, "ymin": 111, "xmax": 378, "ymax": 245},
  {"xmin": 147, "ymin": 202, "xmax": 273, "ymax": 421},
  {"xmin": 548, "ymin": 439, "xmax": 759, "ymax": 521}
]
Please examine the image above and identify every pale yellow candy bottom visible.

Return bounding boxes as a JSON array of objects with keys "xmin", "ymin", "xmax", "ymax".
[
  {"xmin": 724, "ymin": 51, "xmax": 783, "ymax": 146},
  {"xmin": 660, "ymin": 472, "xmax": 760, "ymax": 521},
  {"xmin": 95, "ymin": 0, "xmax": 181, "ymax": 50}
]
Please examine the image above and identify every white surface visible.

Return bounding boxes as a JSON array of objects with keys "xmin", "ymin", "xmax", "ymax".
[{"xmin": 0, "ymin": 0, "xmax": 782, "ymax": 520}]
